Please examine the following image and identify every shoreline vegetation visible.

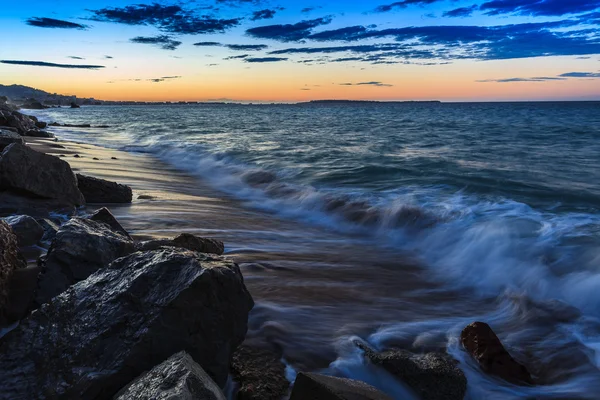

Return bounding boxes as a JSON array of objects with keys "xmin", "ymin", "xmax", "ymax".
[{"xmin": 0, "ymin": 96, "xmax": 536, "ymax": 399}]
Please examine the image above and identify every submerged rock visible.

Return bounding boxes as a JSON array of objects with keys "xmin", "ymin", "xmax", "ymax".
[
  {"xmin": 35, "ymin": 217, "xmax": 134, "ymax": 306},
  {"xmin": 70, "ymin": 102, "xmax": 80, "ymax": 109},
  {"xmin": 114, "ymin": 351, "xmax": 226, "ymax": 400},
  {"xmin": 0, "ymin": 221, "xmax": 26, "ymax": 324},
  {"xmin": 0, "ymin": 248, "xmax": 254, "ymax": 398},
  {"xmin": 136, "ymin": 233, "xmax": 224, "ymax": 255},
  {"xmin": 88, "ymin": 207, "xmax": 131, "ymax": 239},
  {"xmin": 2, "ymin": 215, "xmax": 44, "ymax": 247},
  {"xmin": 0, "ymin": 128, "xmax": 24, "ymax": 150},
  {"xmin": 0, "ymin": 143, "xmax": 85, "ymax": 206},
  {"xmin": 357, "ymin": 343, "xmax": 467, "ymax": 400},
  {"xmin": 231, "ymin": 345, "xmax": 289, "ymax": 400},
  {"xmin": 290, "ymin": 373, "xmax": 392, "ymax": 400},
  {"xmin": 76, "ymin": 173, "xmax": 133, "ymax": 203},
  {"xmin": 461, "ymin": 322, "xmax": 533, "ymax": 385}
]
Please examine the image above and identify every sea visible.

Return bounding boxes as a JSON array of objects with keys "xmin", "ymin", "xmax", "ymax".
[{"xmin": 29, "ymin": 101, "xmax": 600, "ymax": 399}]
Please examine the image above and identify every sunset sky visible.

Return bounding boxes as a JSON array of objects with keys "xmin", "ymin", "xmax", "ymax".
[{"xmin": 1, "ymin": 0, "xmax": 599, "ymax": 102}]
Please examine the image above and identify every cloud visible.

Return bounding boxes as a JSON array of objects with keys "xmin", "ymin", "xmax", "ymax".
[
  {"xmin": 246, "ymin": 17, "xmax": 332, "ymax": 42},
  {"xmin": 478, "ymin": 76, "xmax": 568, "ymax": 82},
  {"xmin": 251, "ymin": 9, "xmax": 277, "ymax": 21},
  {"xmin": 340, "ymin": 81, "xmax": 394, "ymax": 86},
  {"xmin": 130, "ymin": 35, "xmax": 181, "ymax": 50},
  {"xmin": 148, "ymin": 75, "xmax": 182, "ymax": 83},
  {"xmin": 245, "ymin": 57, "xmax": 288, "ymax": 62},
  {"xmin": 301, "ymin": 7, "xmax": 321, "ymax": 13},
  {"xmin": 193, "ymin": 42, "xmax": 222, "ymax": 46},
  {"xmin": 68, "ymin": 56, "xmax": 85, "ymax": 60},
  {"xmin": 443, "ymin": 5, "xmax": 478, "ymax": 17},
  {"xmin": 193, "ymin": 42, "xmax": 268, "ymax": 50},
  {"xmin": 0, "ymin": 60, "xmax": 104, "ymax": 69},
  {"xmin": 375, "ymin": 0, "xmax": 443, "ymax": 12},
  {"xmin": 26, "ymin": 17, "xmax": 88, "ymax": 29},
  {"xmin": 225, "ymin": 54, "xmax": 250, "ymax": 59},
  {"xmin": 479, "ymin": 0, "xmax": 600, "ymax": 17},
  {"xmin": 105, "ymin": 55, "xmax": 113, "ymax": 59},
  {"xmin": 91, "ymin": 3, "xmax": 241, "ymax": 34},
  {"xmin": 559, "ymin": 71, "xmax": 600, "ymax": 77}
]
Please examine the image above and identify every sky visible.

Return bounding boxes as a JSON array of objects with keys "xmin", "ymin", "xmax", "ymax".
[{"xmin": 1, "ymin": 0, "xmax": 599, "ymax": 102}]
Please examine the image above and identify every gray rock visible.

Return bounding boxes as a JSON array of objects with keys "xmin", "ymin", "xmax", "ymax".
[
  {"xmin": 136, "ymin": 233, "xmax": 224, "ymax": 255},
  {"xmin": 76, "ymin": 173, "xmax": 132, "ymax": 204},
  {"xmin": 0, "ymin": 143, "xmax": 85, "ymax": 206},
  {"xmin": 0, "ymin": 248, "xmax": 254, "ymax": 399},
  {"xmin": 114, "ymin": 351, "xmax": 226, "ymax": 400},
  {"xmin": 37, "ymin": 218, "xmax": 60, "ymax": 244},
  {"xmin": 0, "ymin": 221, "xmax": 26, "ymax": 324},
  {"xmin": 0, "ymin": 104, "xmax": 38, "ymax": 134},
  {"xmin": 290, "ymin": 373, "xmax": 393, "ymax": 400},
  {"xmin": 24, "ymin": 129, "xmax": 54, "ymax": 138},
  {"xmin": 35, "ymin": 217, "xmax": 134, "ymax": 306},
  {"xmin": 357, "ymin": 343, "xmax": 466, "ymax": 400},
  {"xmin": 88, "ymin": 207, "xmax": 131, "ymax": 239},
  {"xmin": 2, "ymin": 215, "xmax": 44, "ymax": 247},
  {"xmin": 35, "ymin": 121, "xmax": 47, "ymax": 129},
  {"xmin": 0, "ymin": 128, "xmax": 24, "ymax": 150}
]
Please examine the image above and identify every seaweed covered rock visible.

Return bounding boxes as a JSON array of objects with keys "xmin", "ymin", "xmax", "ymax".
[
  {"xmin": 290, "ymin": 373, "xmax": 392, "ymax": 400},
  {"xmin": 76, "ymin": 173, "xmax": 133, "ymax": 204},
  {"xmin": 0, "ymin": 248, "xmax": 254, "ymax": 399},
  {"xmin": 357, "ymin": 343, "xmax": 466, "ymax": 400},
  {"xmin": 114, "ymin": 352, "xmax": 226, "ymax": 400},
  {"xmin": 461, "ymin": 322, "xmax": 533, "ymax": 385},
  {"xmin": 136, "ymin": 233, "xmax": 224, "ymax": 255},
  {"xmin": 0, "ymin": 221, "xmax": 26, "ymax": 323},
  {"xmin": 35, "ymin": 217, "xmax": 134, "ymax": 306},
  {"xmin": 0, "ymin": 143, "xmax": 85, "ymax": 206},
  {"xmin": 231, "ymin": 345, "xmax": 289, "ymax": 400}
]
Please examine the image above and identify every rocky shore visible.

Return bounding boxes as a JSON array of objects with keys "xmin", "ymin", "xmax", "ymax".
[{"xmin": 0, "ymin": 99, "xmax": 537, "ymax": 399}]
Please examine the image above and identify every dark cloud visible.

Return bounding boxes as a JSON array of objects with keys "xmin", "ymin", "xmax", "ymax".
[
  {"xmin": 26, "ymin": 17, "xmax": 88, "ymax": 29},
  {"xmin": 251, "ymin": 9, "xmax": 277, "ymax": 21},
  {"xmin": 480, "ymin": 0, "xmax": 600, "ymax": 17},
  {"xmin": 478, "ymin": 76, "xmax": 568, "ymax": 82},
  {"xmin": 91, "ymin": 3, "xmax": 241, "ymax": 34},
  {"xmin": 443, "ymin": 5, "xmax": 478, "ymax": 17},
  {"xmin": 301, "ymin": 7, "xmax": 321, "ymax": 13},
  {"xmin": 245, "ymin": 57, "xmax": 288, "ymax": 62},
  {"xmin": 559, "ymin": 71, "xmax": 600, "ymax": 77},
  {"xmin": 130, "ymin": 35, "xmax": 181, "ymax": 50},
  {"xmin": 0, "ymin": 60, "xmax": 104, "ymax": 69},
  {"xmin": 193, "ymin": 41, "xmax": 222, "ymax": 46},
  {"xmin": 149, "ymin": 75, "xmax": 182, "ymax": 82},
  {"xmin": 225, "ymin": 54, "xmax": 250, "ymax": 59},
  {"xmin": 270, "ymin": 43, "xmax": 407, "ymax": 55},
  {"xmin": 246, "ymin": 17, "xmax": 332, "ymax": 42},
  {"xmin": 193, "ymin": 42, "xmax": 268, "ymax": 50},
  {"xmin": 375, "ymin": 0, "xmax": 443, "ymax": 13},
  {"xmin": 68, "ymin": 56, "xmax": 85, "ymax": 60},
  {"xmin": 105, "ymin": 55, "xmax": 113, "ymax": 59},
  {"xmin": 340, "ymin": 81, "xmax": 394, "ymax": 87}
]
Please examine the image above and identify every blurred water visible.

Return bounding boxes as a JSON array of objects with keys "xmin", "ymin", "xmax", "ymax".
[{"xmin": 30, "ymin": 102, "xmax": 600, "ymax": 398}]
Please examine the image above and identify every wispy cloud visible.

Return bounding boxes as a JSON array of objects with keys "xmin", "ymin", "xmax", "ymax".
[
  {"xmin": 374, "ymin": 0, "xmax": 443, "ymax": 13},
  {"xmin": 0, "ymin": 60, "xmax": 104, "ymax": 69},
  {"xmin": 245, "ymin": 57, "xmax": 288, "ymax": 63},
  {"xmin": 443, "ymin": 5, "xmax": 478, "ymax": 18},
  {"xmin": 68, "ymin": 56, "xmax": 85, "ymax": 60},
  {"xmin": 250, "ymin": 9, "xmax": 278, "ymax": 21},
  {"xmin": 193, "ymin": 42, "xmax": 268, "ymax": 51},
  {"xmin": 130, "ymin": 35, "xmax": 181, "ymax": 50},
  {"xmin": 559, "ymin": 71, "xmax": 600, "ymax": 78},
  {"xmin": 26, "ymin": 17, "xmax": 88, "ymax": 29},
  {"xmin": 479, "ymin": 0, "xmax": 600, "ymax": 17},
  {"xmin": 340, "ymin": 81, "xmax": 394, "ymax": 87},
  {"xmin": 246, "ymin": 17, "xmax": 332, "ymax": 42}
]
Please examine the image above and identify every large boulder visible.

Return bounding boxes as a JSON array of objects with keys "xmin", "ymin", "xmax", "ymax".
[
  {"xmin": 0, "ymin": 221, "xmax": 26, "ymax": 324},
  {"xmin": 88, "ymin": 207, "xmax": 131, "ymax": 239},
  {"xmin": 114, "ymin": 351, "xmax": 226, "ymax": 400},
  {"xmin": 76, "ymin": 173, "xmax": 133, "ymax": 204},
  {"xmin": 0, "ymin": 104, "xmax": 37, "ymax": 134},
  {"xmin": 2, "ymin": 215, "xmax": 44, "ymax": 247},
  {"xmin": 0, "ymin": 128, "xmax": 24, "ymax": 150},
  {"xmin": 231, "ymin": 345, "xmax": 289, "ymax": 400},
  {"xmin": 0, "ymin": 248, "xmax": 254, "ymax": 399},
  {"xmin": 137, "ymin": 233, "xmax": 224, "ymax": 255},
  {"xmin": 35, "ymin": 217, "xmax": 134, "ymax": 306},
  {"xmin": 357, "ymin": 343, "xmax": 467, "ymax": 400},
  {"xmin": 20, "ymin": 100, "xmax": 47, "ymax": 110},
  {"xmin": 461, "ymin": 322, "xmax": 533, "ymax": 385},
  {"xmin": 0, "ymin": 143, "xmax": 85, "ymax": 206},
  {"xmin": 290, "ymin": 373, "xmax": 392, "ymax": 400}
]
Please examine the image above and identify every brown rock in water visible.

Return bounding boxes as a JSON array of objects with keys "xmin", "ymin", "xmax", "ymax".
[
  {"xmin": 88, "ymin": 207, "xmax": 131, "ymax": 239},
  {"xmin": 136, "ymin": 233, "xmax": 224, "ymax": 255},
  {"xmin": 114, "ymin": 351, "xmax": 226, "ymax": 400},
  {"xmin": 357, "ymin": 342, "xmax": 466, "ymax": 400},
  {"xmin": 0, "ymin": 143, "xmax": 85, "ymax": 206},
  {"xmin": 460, "ymin": 322, "xmax": 533, "ymax": 385},
  {"xmin": 35, "ymin": 217, "xmax": 134, "ymax": 306},
  {"xmin": 76, "ymin": 173, "xmax": 133, "ymax": 203},
  {"xmin": 231, "ymin": 345, "xmax": 289, "ymax": 400},
  {"xmin": 0, "ymin": 221, "xmax": 26, "ymax": 324},
  {"xmin": 290, "ymin": 373, "xmax": 392, "ymax": 400},
  {"xmin": 0, "ymin": 248, "xmax": 254, "ymax": 399}
]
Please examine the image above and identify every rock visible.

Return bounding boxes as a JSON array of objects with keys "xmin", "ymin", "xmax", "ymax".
[
  {"xmin": 0, "ymin": 128, "xmax": 25, "ymax": 150},
  {"xmin": 3, "ymin": 265, "xmax": 41, "ymax": 323},
  {"xmin": 73, "ymin": 154, "xmax": 81, "ymax": 158},
  {"xmin": 136, "ymin": 233, "xmax": 224, "ymax": 255},
  {"xmin": 76, "ymin": 173, "xmax": 133, "ymax": 203},
  {"xmin": 0, "ymin": 248, "xmax": 254, "ymax": 398},
  {"xmin": 20, "ymin": 101, "xmax": 47, "ymax": 110},
  {"xmin": 231, "ymin": 345, "xmax": 289, "ymax": 400},
  {"xmin": 290, "ymin": 373, "xmax": 392, "ymax": 400},
  {"xmin": 35, "ymin": 217, "xmax": 134, "ymax": 306},
  {"xmin": 70, "ymin": 102, "xmax": 80, "ymax": 108},
  {"xmin": 88, "ymin": 207, "xmax": 131, "ymax": 239},
  {"xmin": 35, "ymin": 121, "xmax": 47, "ymax": 129},
  {"xmin": 114, "ymin": 351, "xmax": 226, "ymax": 400},
  {"xmin": 93, "ymin": 157, "xmax": 99, "ymax": 160},
  {"xmin": 461, "ymin": 322, "xmax": 533, "ymax": 385},
  {"xmin": 357, "ymin": 343, "xmax": 466, "ymax": 400},
  {"xmin": 0, "ymin": 143, "xmax": 85, "ymax": 206},
  {"xmin": 48, "ymin": 122, "xmax": 60, "ymax": 127},
  {"xmin": 0, "ymin": 104, "xmax": 38, "ymax": 134},
  {"xmin": 37, "ymin": 218, "xmax": 60, "ymax": 243},
  {"xmin": 24, "ymin": 129, "xmax": 54, "ymax": 138},
  {"xmin": 0, "ymin": 221, "xmax": 26, "ymax": 324},
  {"xmin": 111, "ymin": 156, "xmax": 118, "ymax": 160},
  {"xmin": 0, "ymin": 126, "xmax": 19, "ymax": 134},
  {"xmin": 2, "ymin": 215, "xmax": 44, "ymax": 247},
  {"xmin": 0, "ymin": 96, "xmax": 7, "ymax": 104},
  {"xmin": 0, "ymin": 191, "xmax": 76, "ymax": 218}
]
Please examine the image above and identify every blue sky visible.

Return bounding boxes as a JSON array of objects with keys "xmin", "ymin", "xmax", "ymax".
[{"xmin": 1, "ymin": 0, "xmax": 599, "ymax": 101}]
